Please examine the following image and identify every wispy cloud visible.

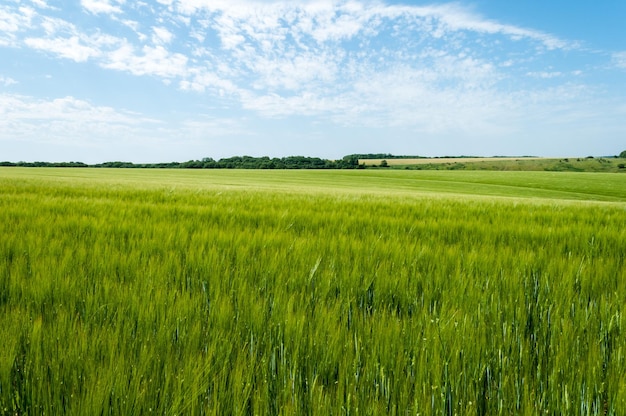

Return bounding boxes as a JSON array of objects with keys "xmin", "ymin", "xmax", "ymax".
[
  {"xmin": 0, "ymin": 93, "xmax": 249, "ymax": 140},
  {"xmin": 402, "ymin": 3, "xmax": 571, "ymax": 50},
  {"xmin": 0, "ymin": 5, "xmax": 35, "ymax": 46},
  {"xmin": 152, "ymin": 0, "xmax": 576, "ymax": 124},
  {"xmin": 0, "ymin": 93, "xmax": 179, "ymax": 162},
  {"xmin": 0, "ymin": 93, "xmax": 155, "ymax": 128},
  {"xmin": 25, "ymin": 35, "xmax": 101, "ymax": 62},
  {"xmin": 0, "ymin": 92, "xmax": 254, "ymax": 162},
  {"xmin": 613, "ymin": 52, "xmax": 626, "ymax": 69},
  {"xmin": 80, "ymin": 0, "xmax": 124, "ymax": 16},
  {"xmin": 0, "ymin": 75, "xmax": 18, "ymax": 86},
  {"xmin": 102, "ymin": 42, "xmax": 188, "ymax": 78},
  {"xmin": 526, "ymin": 71, "xmax": 563, "ymax": 79},
  {"xmin": 152, "ymin": 26, "xmax": 173, "ymax": 45},
  {"xmin": 30, "ymin": 0, "xmax": 57, "ymax": 10}
]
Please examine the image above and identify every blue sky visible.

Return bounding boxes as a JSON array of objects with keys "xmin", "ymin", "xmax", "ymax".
[{"xmin": 1, "ymin": 0, "xmax": 625, "ymax": 163}]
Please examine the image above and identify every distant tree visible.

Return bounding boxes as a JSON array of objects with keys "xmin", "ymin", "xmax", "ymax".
[
  {"xmin": 619, "ymin": 150, "xmax": 626, "ymax": 158},
  {"xmin": 180, "ymin": 160, "xmax": 203, "ymax": 168},
  {"xmin": 380, "ymin": 160, "xmax": 388, "ymax": 167},
  {"xmin": 339, "ymin": 155, "xmax": 359, "ymax": 169},
  {"xmin": 201, "ymin": 157, "xmax": 217, "ymax": 168}
]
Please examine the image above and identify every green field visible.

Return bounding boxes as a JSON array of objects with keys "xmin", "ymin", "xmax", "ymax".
[
  {"xmin": 1, "ymin": 168, "xmax": 625, "ymax": 414},
  {"xmin": 361, "ymin": 157, "xmax": 626, "ymax": 173}
]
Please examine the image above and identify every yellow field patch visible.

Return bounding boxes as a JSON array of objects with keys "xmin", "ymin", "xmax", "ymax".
[{"xmin": 359, "ymin": 157, "xmax": 551, "ymax": 166}]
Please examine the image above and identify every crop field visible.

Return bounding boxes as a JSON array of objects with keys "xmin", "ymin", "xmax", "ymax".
[
  {"xmin": 359, "ymin": 157, "xmax": 626, "ymax": 172},
  {"xmin": 1, "ymin": 168, "xmax": 625, "ymax": 415},
  {"xmin": 359, "ymin": 157, "xmax": 549, "ymax": 166}
]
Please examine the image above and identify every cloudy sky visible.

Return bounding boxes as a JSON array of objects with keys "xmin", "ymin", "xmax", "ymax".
[{"xmin": 1, "ymin": 0, "xmax": 625, "ymax": 163}]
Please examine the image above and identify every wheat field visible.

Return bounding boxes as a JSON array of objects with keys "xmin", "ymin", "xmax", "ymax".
[{"xmin": 1, "ymin": 168, "xmax": 625, "ymax": 414}]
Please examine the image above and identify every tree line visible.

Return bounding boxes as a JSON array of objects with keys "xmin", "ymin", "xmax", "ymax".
[{"xmin": 0, "ymin": 155, "xmax": 367, "ymax": 169}]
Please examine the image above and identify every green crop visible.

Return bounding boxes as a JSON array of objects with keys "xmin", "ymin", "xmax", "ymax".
[{"xmin": 1, "ymin": 168, "xmax": 625, "ymax": 414}]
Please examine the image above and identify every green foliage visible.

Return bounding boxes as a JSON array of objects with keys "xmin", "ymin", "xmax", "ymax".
[
  {"xmin": 619, "ymin": 150, "xmax": 626, "ymax": 158},
  {"xmin": 0, "ymin": 169, "xmax": 625, "ymax": 414},
  {"xmin": 0, "ymin": 161, "xmax": 89, "ymax": 167},
  {"xmin": 0, "ymin": 156, "xmax": 358, "ymax": 169}
]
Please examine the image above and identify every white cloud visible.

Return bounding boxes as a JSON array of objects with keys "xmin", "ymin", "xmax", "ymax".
[
  {"xmin": 1, "ymin": 94, "xmax": 238, "ymax": 165},
  {"xmin": 0, "ymin": 93, "xmax": 162, "ymax": 150},
  {"xmin": 152, "ymin": 26, "xmax": 173, "ymax": 44},
  {"xmin": 180, "ymin": 69, "xmax": 238, "ymax": 94},
  {"xmin": 0, "ymin": 76, "xmax": 18, "ymax": 86},
  {"xmin": 526, "ymin": 71, "xmax": 563, "ymax": 79},
  {"xmin": 80, "ymin": 0, "xmax": 124, "ymax": 15},
  {"xmin": 0, "ymin": 92, "xmax": 254, "ymax": 163},
  {"xmin": 30, "ymin": 0, "xmax": 56, "ymax": 10},
  {"xmin": 39, "ymin": 15, "xmax": 77, "ymax": 35},
  {"xmin": 8, "ymin": 0, "xmax": 577, "ymax": 97},
  {"xmin": 613, "ymin": 52, "xmax": 626, "ymax": 69},
  {"xmin": 0, "ymin": 6, "xmax": 35, "ymax": 46},
  {"xmin": 423, "ymin": 4, "xmax": 570, "ymax": 50},
  {"xmin": 163, "ymin": 1, "xmax": 571, "ymax": 94},
  {"xmin": 2, "ymin": 5, "xmax": 124, "ymax": 62},
  {"xmin": 246, "ymin": 49, "xmax": 343, "ymax": 91},
  {"xmin": 25, "ymin": 35, "xmax": 101, "ymax": 62},
  {"xmin": 102, "ymin": 43, "xmax": 188, "ymax": 78},
  {"xmin": 0, "ymin": 94, "xmax": 150, "ymax": 124}
]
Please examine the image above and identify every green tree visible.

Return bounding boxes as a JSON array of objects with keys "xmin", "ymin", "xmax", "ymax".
[{"xmin": 619, "ymin": 150, "xmax": 626, "ymax": 158}]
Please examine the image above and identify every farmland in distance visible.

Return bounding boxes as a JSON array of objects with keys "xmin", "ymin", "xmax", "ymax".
[
  {"xmin": 360, "ymin": 156, "xmax": 626, "ymax": 172},
  {"xmin": 1, "ymin": 168, "xmax": 625, "ymax": 414}
]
